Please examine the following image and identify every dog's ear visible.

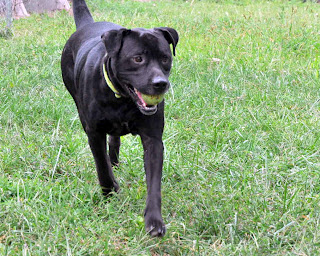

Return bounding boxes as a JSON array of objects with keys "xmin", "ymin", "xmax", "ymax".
[
  {"xmin": 155, "ymin": 27, "xmax": 179, "ymax": 56},
  {"xmin": 101, "ymin": 28, "xmax": 130, "ymax": 57}
]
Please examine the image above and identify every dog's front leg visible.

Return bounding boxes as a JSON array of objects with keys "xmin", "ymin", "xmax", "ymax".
[
  {"xmin": 140, "ymin": 133, "xmax": 166, "ymax": 237},
  {"xmin": 87, "ymin": 131, "xmax": 119, "ymax": 196}
]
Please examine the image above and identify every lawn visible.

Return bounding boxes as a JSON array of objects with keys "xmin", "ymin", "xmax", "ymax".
[{"xmin": 1, "ymin": 0, "xmax": 320, "ymax": 255}]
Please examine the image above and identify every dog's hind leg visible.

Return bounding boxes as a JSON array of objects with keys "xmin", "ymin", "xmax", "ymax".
[
  {"xmin": 108, "ymin": 135, "xmax": 121, "ymax": 167},
  {"xmin": 87, "ymin": 131, "xmax": 119, "ymax": 196}
]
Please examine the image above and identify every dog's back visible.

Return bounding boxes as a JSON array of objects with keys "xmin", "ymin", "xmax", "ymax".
[{"xmin": 61, "ymin": 1, "xmax": 121, "ymax": 100}]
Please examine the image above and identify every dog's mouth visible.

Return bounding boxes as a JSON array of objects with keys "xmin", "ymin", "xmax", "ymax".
[{"xmin": 126, "ymin": 86, "xmax": 165, "ymax": 115}]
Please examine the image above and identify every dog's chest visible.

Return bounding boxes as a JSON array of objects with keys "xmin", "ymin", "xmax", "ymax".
[
  {"xmin": 94, "ymin": 106, "xmax": 140, "ymax": 136},
  {"xmin": 108, "ymin": 120, "xmax": 139, "ymax": 136}
]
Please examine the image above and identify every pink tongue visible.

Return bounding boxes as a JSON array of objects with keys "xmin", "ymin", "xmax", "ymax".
[{"xmin": 134, "ymin": 89, "xmax": 147, "ymax": 107}]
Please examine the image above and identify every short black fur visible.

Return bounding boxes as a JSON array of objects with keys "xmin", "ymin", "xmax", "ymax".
[{"xmin": 61, "ymin": 0, "xmax": 178, "ymax": 237}]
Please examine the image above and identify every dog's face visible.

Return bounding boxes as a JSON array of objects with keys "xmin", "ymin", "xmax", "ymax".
[{"xmin": 102, "ymin": 27, "xmax": 178, "ymax": 115}]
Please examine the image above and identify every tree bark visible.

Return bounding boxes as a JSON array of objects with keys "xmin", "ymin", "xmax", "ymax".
[{"xmin": 13, "ymin": 0, "xmax": 29, "ymax": 19}]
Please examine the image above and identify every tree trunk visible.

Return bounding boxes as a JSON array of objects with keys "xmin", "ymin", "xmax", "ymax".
[{"xmin": 13, "ymin": 0, "xmax": 29, "ymax": 19}]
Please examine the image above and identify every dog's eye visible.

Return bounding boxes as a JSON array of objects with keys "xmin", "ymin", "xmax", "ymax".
[
  {"xmin": 162, "ymin": 56, "xmax": 169, "ymax": 64},
  {"xmin": 133, "ymin": 56, "xmax": 143, "ymax": 63}
]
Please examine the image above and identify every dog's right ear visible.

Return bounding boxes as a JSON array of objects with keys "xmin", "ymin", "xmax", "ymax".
[{"xmin": 101, "ymin": 29, "xmax": 130, "ymax": 57}]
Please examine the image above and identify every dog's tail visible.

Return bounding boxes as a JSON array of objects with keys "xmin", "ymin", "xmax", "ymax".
[{"xmin": 73, "ymin": 0, "xmax": 94, "ymax": 30}]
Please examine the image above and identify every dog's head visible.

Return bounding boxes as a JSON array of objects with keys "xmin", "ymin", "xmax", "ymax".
[{"xmin": 101, "ymin": 27, "xmax": 179, "ymax": 115}]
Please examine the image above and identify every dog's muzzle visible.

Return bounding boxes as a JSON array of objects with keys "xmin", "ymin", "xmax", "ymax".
[{"xmin": 103, "ymin": 55, "xmax": 167, "ymax": 116}]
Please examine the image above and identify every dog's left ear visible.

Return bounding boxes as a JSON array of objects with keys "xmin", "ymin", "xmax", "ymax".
[{"xmin": 155, "ymin": 27, "xmax": 179, "ymax": 56}]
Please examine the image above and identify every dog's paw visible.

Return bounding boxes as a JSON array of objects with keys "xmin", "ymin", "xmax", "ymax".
[
  {"xmin": 101, "ymin": 181, "xmax": 120, "ymax": 197},
  {"xmin": 146, "ymin": 224, "xmax": 166, "ymax": 237},
  {"xmin": 145, "ymin": 213, "xmax": 166, "ymax": 237}
]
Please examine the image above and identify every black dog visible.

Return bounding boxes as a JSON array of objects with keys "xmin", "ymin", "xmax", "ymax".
[{"xmin": 61, "ymin": 0, "xmax": 178, "ymax": 237}]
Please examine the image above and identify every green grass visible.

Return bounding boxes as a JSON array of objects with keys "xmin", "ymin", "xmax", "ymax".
[{"xmin": 1, "ymin": 0, "xmax": 320, "ymax": 254}]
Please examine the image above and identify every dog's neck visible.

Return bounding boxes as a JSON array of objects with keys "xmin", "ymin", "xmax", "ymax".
[{"xmin": 103, "ymin": 54, "xmax": 122, "ymax": 99}]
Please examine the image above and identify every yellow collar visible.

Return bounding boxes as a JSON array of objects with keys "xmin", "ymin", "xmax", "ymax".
[{"xmin": 102, "ymin": 60, "xmax": 121, "ymax": 98}]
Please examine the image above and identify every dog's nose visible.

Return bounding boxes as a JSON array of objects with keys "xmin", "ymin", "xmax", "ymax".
[{"xmin": 152, "ymin": 77, "xmax": 168, "ymax": 90}]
